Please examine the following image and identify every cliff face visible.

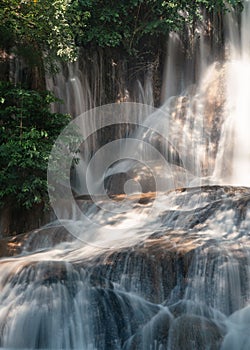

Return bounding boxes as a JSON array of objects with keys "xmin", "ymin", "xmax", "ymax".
[{"xmin": 0, "ymin": 202, "xmax": 55, "ymax": 238}]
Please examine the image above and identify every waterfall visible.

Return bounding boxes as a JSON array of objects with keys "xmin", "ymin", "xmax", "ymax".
[
  {"xmin": 2, "ymin": 3, "xmax": 250, "ymax": 350},
  {"xmin": 1, "ymin": 186, "xmax": 250, "ymax": 349},
  {"xmin": 213, "ymin": 1, "xmax": 250, "ymax": 185}
]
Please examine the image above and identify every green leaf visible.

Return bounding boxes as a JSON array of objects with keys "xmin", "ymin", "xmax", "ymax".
[{"xmin": 0, "ymin": 81, "xmax": 71, "ymax": 209}]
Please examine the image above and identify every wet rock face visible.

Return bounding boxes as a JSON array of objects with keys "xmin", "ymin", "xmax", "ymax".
[
  {"xmin": 88, "ymin": 240, "xmax": 191, "ymax": 305},
  {"xmin": 168, "ymin": 315, "xmax": 223, "ymax": 350},
  {"xmin": 1, "ymin": 185, "xmax": 250, "ymax": 348},
  {"xmin": 123, "ymin": 308, "xmax": 173, "ymax": 350},
  {"xmin": 0, "ymin": 225, "xmax": 74, "ymax": 257},
  {"xmin": 0, "ymin": 202, "xmax": 55, "ymax": 238}
]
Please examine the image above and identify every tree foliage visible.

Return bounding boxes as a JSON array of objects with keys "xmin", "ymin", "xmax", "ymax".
[
  {"xmin": 76, "ymin": 0, "xmax": 243, "ymax": 52},
  {"xmin": 0, "ymin": 0, "xmax": 90, "ymax": 68},
  {"xmin": 0, "ymin": 0, "xmax": 243, "ymax": 63},
  {"xmin": 0, "ymin": 82, "xmax": 71, "ymax": 209}
]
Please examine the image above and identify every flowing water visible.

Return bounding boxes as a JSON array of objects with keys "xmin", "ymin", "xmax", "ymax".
[
  {"xmin": 2, "ymin": 2, "xmax": 250, "ymax": 350},
  {"xmin": 213, "ymin": 1, "xmax": 250, "ymax": 186}
]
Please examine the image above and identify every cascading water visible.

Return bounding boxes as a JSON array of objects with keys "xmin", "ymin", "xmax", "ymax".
[
  {"xmin": 213, "ymin": 0, "xmax": 250, "ymax": 186},
  {"xmin": 2, "ymin": 2, "xmax": 250, "ymax": 350}
]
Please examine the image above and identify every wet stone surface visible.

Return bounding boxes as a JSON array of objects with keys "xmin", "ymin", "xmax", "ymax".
[{"xmin": 1, "ymin": 185, "xmax": 250, "ymax": 348}]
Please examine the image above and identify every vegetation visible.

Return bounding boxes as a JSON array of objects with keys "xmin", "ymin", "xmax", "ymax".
[
  {"xmin": 76, "ymin": 0, "xmax": 243, "ymax": 53},
  {"xmin": 0, "ymin": 0, "xmax": 90, "ymax": 63},
  {"xmin": 0, "ymin": 0, "xmax": 90, "ymax": 89},
  {"xmin": 0, "ymin": 82, "xmax": 71, "ymax": 209},
  {"xmin": 0, "ymin": 1, "xmax": 244, "ymax": 66}
]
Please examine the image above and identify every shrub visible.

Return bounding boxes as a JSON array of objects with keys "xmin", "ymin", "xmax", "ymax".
[{"xmin": 0, "ymin": 82, "xmax": 71, "ymax": 209}]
